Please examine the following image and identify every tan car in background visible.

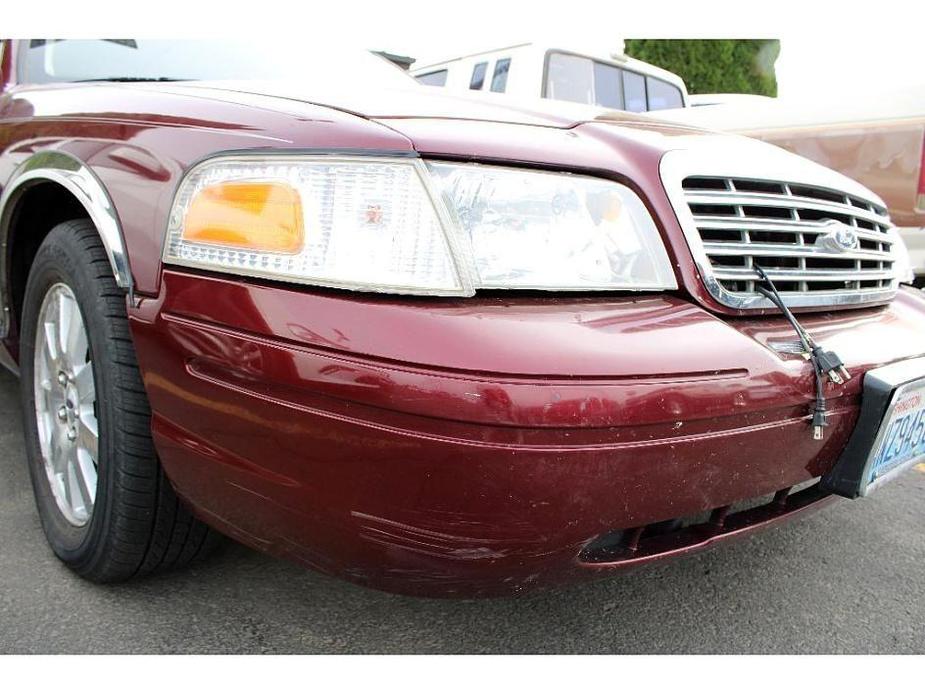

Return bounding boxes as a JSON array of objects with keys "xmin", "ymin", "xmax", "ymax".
[{"xmin": 665, "ymin": 87, "xmax": 925, "ymax": 283}]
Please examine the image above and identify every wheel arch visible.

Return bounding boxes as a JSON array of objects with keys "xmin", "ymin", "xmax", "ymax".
[{"xmin": 0, "ymin": 150, "xmax": 133, "ymax": 348}]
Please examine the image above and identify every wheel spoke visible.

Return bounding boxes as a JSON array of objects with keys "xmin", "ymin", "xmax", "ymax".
[
  {"xmin": 75, "ymin": 449, "xmax": 97, "ymax": 510},
  {"xmin": 48, "ymin": 427, "xmax": 67, "ymax": 476},
  {"xmin": 43, "ymin": 319, "xmax": 59, "ymax": 366},
  {"xmin": 77, "ymin": 412, "xmax": 99, "ymax": 462},
  {"xmin": 73, "ymin": 363, "xmax": 96, "ymax": 405},
  {"xmin": 65, "ymin": 449, "xmax": 90, "ymax": 520},
  {"xmin": 63, "ymin": 451, "xmax": 77, "ymax": 510},
  {"xmin": 53, "ymin": 472, "xmax": 68, "ymax": 510},
  {"xmin": 65, "ymin": 298, "xmax": 89, "ymax": 365},
  {"xmin": 36, "ymin": 410, "xmax": 53, "ymax": 457},
  {"xmin": 56, "ymin": 291, "xmax": 68, "ymax": 358}
]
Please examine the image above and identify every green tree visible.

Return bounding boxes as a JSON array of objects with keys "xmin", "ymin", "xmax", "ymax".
[{"xmin": 623, "ymin": 39, "xmax": 780, "ymax": 96}]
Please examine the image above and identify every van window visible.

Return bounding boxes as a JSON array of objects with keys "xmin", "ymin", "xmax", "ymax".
[
  {"xmin": 545, "ymin": 51, "xmax": 681, "ymax": 112},
  {"xmin": 645, "ymin": 76, "xmax": 683, "ymax": 110},
  {"xmin": 592, "ymin": 61, "xmax": 623, "ymax": 109},
  {"xmin": 470, "ymin": 62, "xmax": 488, "ymax": 90},
  {"xmin": 545, "ymin": 52, "xmax": 594, "ymax": 104},
  {"xmin": 417, "ymin": 69, "xmax": 448, "ymax": 87},
  {"xmin": 622, "ymin": 70, "xmax": 647, "ymax": 112},
  {"xmin": 490, "ymin": 58, "xmax": 511, "ymax": 93}
]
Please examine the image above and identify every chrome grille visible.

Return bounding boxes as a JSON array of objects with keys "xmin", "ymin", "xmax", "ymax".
[{"xmin": 678, "ymin": 175, "xmax": 899, "ymax": 308}]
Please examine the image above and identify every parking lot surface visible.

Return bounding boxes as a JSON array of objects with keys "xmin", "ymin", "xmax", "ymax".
[{"xmin": 0, "ymin": 367, "xmax": 922, "ymax": 654}]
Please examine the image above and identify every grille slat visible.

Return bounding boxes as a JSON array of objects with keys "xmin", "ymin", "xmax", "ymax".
[
  {"xmin": 691, "ymin": 217, "xmax": 890, "ymax": 245},
  {"xmin": 680, "ymin": 175, "xmax": 900, "ymax": 307},
  {"xmin": 685, "ymin": 191, "xmax": 891, "ymax": 228},
  {"xmin": 701, "ymin": 242, "xmax": 891, "ymax": 262}
]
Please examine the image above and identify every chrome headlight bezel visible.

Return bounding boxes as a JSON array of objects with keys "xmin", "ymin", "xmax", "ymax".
[{"xmin": 162, "ymin": 152, "xmax": 678, "ymax": 296}]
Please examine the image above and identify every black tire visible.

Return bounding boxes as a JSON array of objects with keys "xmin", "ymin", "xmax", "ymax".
[{"xmin": 19, "ymin": 219, "xmax": 219, "ymax": 582}]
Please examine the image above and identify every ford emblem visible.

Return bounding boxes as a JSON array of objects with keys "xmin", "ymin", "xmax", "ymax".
[{"xmin": 817, "ymin": 221, "xmax": 859, "ymax": 253}]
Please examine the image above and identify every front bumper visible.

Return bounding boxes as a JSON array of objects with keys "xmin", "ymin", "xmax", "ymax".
[{"xmin": 128, "ymin": 271, "xmax": 925, "ymax": 596}]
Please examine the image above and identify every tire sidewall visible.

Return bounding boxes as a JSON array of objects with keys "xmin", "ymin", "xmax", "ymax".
[{"xmin": 20, "ymin": 226, "xmax": 116, "ymax": 566}]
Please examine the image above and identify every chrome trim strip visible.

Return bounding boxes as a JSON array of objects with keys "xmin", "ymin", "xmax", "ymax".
[
  {"xmin": 660, "ymin": 144, "xmax": 901, "ymax": 310},
  {"xmin": 0, "ymin": 151, "xmax": 132, "ymax": 338},
  {"xmin": 712, "ymin": 268, "xmax": 894, "ymax": 282},
  {"xmin": 701, "ymin": 242, "xmax": 891, "ymax": 261}
]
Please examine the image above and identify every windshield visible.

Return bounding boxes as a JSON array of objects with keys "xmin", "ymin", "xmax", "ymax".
[{"xmin": 19, "ymin": 39, "xmax": 417, "ymax": 88}]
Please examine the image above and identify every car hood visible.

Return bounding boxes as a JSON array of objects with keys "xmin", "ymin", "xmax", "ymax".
[{"xmin": 155, "ymin": 80, "xmax": 697, "ymax": 133}]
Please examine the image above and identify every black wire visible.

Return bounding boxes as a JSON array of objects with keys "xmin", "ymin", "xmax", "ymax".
[
  {"xmin": 756, "ymin": 286, "xmax": 814, "ymax": 353},
  {"xmin": 754, "ymin": 265, "xmax": 827, "ymax": 431},
  {"xmin": 753, "ymin": 266, "xmax": 815, "ymax": 351}
]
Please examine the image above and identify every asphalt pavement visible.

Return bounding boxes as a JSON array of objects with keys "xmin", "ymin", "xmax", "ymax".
[{"xmin": 0, "ymin": 367, "xmax": 922, "ymax": 654}]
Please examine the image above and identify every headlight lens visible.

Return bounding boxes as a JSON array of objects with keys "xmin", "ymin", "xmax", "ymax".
[
  {"xmin": 165, "ymin": 157, "xmax": 466, "ymax": 294},
  {"xmin": 164, "ymin": 155, "xmax": 677, "ymax": 295},
  {"xmin": 182, "ymin": 181, "xmax": 306, "ymax": 254},
  {"xmin": 428, "ymin": 162, "xmax": 676, "ymax": 290}
]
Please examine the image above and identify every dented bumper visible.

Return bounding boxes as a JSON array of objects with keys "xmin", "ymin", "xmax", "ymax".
[{"xmin": 128, "ymin": 271, "xmax": 925, "ymax": 596}]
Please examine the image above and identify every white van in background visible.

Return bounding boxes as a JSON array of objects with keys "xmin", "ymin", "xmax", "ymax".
[{"xmin": 411, "ymin": 42, "xmax": 689, "ymax": 113}]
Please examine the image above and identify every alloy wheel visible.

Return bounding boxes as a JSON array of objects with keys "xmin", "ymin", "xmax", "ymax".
[{"xmin": 32, "ymin": 282, "xmax": 99, "ymax": 527}]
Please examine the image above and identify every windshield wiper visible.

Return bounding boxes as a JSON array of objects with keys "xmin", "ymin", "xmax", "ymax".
[{"xmin": 72, "ymin": 76, "xmax": 191, "ymax": 83}]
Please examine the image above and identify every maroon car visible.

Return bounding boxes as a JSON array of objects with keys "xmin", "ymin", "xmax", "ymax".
[{"xmin": 1, "ymin": 39, "xmax": 923, "ymax": 598}]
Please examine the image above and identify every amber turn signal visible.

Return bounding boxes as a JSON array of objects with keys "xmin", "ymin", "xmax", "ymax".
[{"xmin": 182, "ymin": 181, "xmax": 305, "ymax": 254}]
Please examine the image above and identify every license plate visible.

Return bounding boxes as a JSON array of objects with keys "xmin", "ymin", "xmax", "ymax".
[
  {"xmin": 866, "ymin": 378, "xmax": 925, "ymax": 492},
  {"xmin": 822, "ymin": 357, "xmax": 925, "ymax": 498}
]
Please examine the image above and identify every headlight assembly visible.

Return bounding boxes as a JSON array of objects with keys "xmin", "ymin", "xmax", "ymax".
[{"xmin": 163, "ymin": 155, "xmax": 677, "ymax": 296}]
